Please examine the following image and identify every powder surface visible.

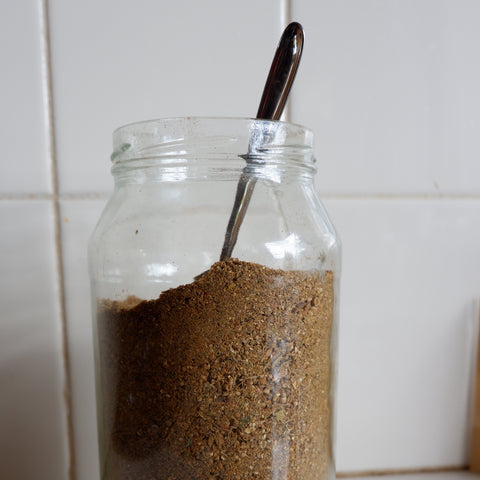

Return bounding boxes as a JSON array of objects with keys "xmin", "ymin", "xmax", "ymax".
[{"xmin": 96, "ymin": 258, "xmax": 335, "ymax": 479}]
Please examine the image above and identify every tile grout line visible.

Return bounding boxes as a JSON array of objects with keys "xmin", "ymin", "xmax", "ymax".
[
  {"xmin": 319, "ymin": 193, "xmax": 480, "ymax": 201},
  {"xmin": 281, "ymin": 0, "xmax": 292, "ymax": 122},
  {"xmin": 2, "ymin": 192, "xmax": 480, "ymax": 201},
  {"xmin": 40, "ymin": 1, "xmax": 76, "ymax": 479},
  {"xmin": 470, "ymin": 302, "xmax": 480, "ymax": 471},
  {"xmin": 0, "ymin": 193, "xmax": 111, "ymax": 201}
]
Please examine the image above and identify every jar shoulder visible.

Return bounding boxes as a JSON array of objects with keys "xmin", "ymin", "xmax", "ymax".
[{"xmin": 88, "ymin": 182, "xmax": 340, "ymax": 296}]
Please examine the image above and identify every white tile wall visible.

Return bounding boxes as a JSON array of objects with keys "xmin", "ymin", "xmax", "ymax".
[
  {"xmin": 1, "ymin": 0, "xmax": 51, "ymax": 193},
  {"xmin": 291, "ymin": 0, "xmax": 480, "ymax": 195},
  {"xmin": 2, "ymin": 1, "xmax": 480, "ymax": 479},
  {"xmin": 324, "ymin": 198, "xmax": 480, "ymax": 471},
  {"xmin": 48, "ymin": 0, "xmax": 282, "ymax": 194}
]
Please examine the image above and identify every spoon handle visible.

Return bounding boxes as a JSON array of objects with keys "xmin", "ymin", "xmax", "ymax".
[
  {"xmin": 219, "ymin": 22, "xmax": 304, "ymax": 261},
  {"xmin": 256, "ymin": 22, "xmax": 304, "ymax": 121}
]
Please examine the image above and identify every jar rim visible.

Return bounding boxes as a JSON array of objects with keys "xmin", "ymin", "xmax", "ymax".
[
  {"xmin": 112, "ymin": 116, "xmax": 313, "ymax": 138},
  {"xmin": 111, "ymin": 117, "xmax": 314, "ymax": 166}
]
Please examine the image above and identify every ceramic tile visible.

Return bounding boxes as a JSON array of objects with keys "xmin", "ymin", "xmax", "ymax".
[
  {"xmin": 60, "ymin": 199, "xmax": 107, "ymax": 480},
  {"xmin": 0, "ymin": 2, "xmax": 51, "ymax": 193},
  {"xmin": 0, "ymin": 201, "xmax": 68, "ymax": 479},
  {"xmin": 291, "ymin": 0, "xmax": 480, "ymax": 195},
  {"xmin": 321, "ymin": 197, "xmax": 480, "ymax": 471},
  {"xmin": 49, "ymin": 0, "xmax": 282, "ymax": 194}
]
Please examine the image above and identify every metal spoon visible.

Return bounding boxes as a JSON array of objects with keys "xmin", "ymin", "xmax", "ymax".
[{"xmin": 219, "ymin": 22, "xmax": 304, "ymax": 261}]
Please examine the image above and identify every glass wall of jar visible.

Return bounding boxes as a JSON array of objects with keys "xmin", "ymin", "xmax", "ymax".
[{"xmin": 89, "ymin": 117, "xmax": 341, "ymax": 480}]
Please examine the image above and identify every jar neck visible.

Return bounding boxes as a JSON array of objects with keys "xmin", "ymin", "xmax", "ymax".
[{"xmin": 110, "ymin": 117, "xmax": 316, "ymax": 185}]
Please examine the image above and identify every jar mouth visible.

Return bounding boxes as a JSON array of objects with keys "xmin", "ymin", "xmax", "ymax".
[{"xmin": 111, "ymin": 117, "xmax": 315, "ymax": 172}]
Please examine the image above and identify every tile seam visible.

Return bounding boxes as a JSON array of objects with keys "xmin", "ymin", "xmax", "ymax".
[
  {"xmin": 0, "ymin": 193, "xmax": 110, "ymax": 201},
  {"xmin": 0, "ymin": 193, "xmax": 54, "ymax": 201},
  {"xmin": 318, "ymin": 193, "xmax": 480, "ymax": 200},
  {"xmin": 470, "ymin": 303, "xmax": 480, "ymax": 471},
  {"xmin": 280, "ymin": 0, "xmax": 290, "ymax": 31},
  {"xmin": 0, "ymin": 193, "xmax": 480, "ymax": 201},
  {"xmin": 59, "ymin": 192, "xmax": 111, "ymax": 201},
  {"xmin": 40, "ymin": 0, "xmax": 76, "ymax": 479},
  {"xmin": 281, "ymin": 0, "xmax": 292, "ymax": 122}
]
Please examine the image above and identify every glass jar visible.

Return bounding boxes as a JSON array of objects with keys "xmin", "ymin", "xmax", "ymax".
[{"xmin": 89, "ymin": 117, "xmax": 341, "ymax": 480}]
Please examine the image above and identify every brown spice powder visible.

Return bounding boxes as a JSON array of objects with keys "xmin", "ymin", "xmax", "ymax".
[{"xmin": 96, "ymin": 258, "xmax": 335, "ymax": 479}]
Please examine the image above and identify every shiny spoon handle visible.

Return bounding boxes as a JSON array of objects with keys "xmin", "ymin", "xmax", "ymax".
[
  {"xmin": 219, "ymin": 22, "xmax": 304, "ymax": 261},
  {"xmin": 256, "ymin": 22, "xmax": 304, "ymax": 121}
]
